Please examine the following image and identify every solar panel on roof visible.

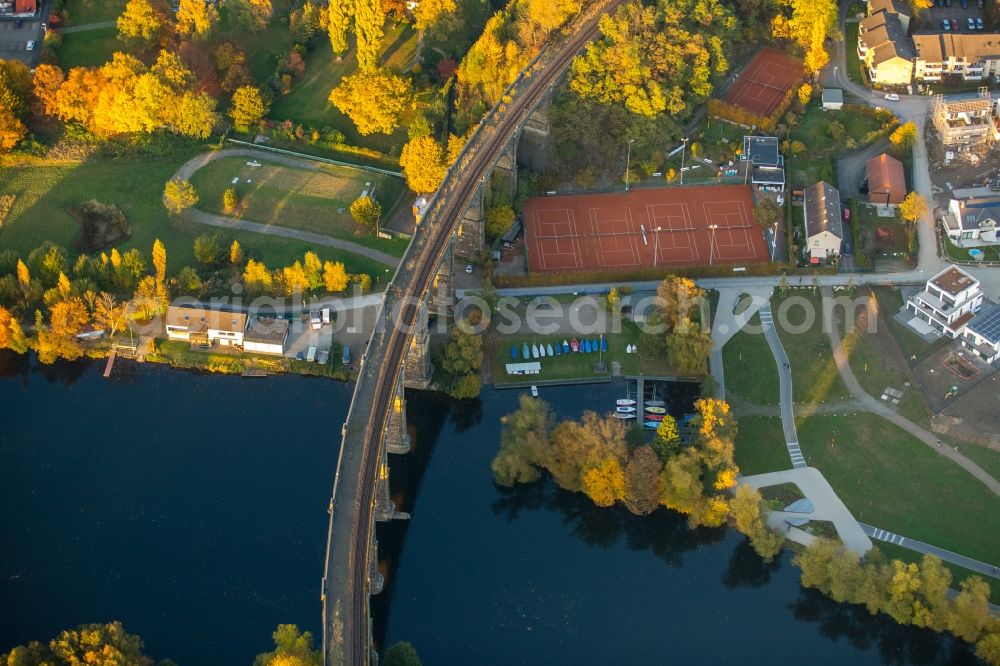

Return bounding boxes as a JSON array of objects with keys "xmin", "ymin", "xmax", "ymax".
[{"xmin": 969, "ymin": 303, "xmax": 1000, "ymax": 343}]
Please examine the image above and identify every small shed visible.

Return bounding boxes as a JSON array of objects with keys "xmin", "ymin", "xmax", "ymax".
[
  {"xmin": 821, "ymin": 88, "xmax": 844, "ymax": 111},
  {"xmin": 505, "ymin": 361, "xmax": 541, "ymax": 376},
  {"xmin": 244, "ymin": 318, "xmax": 289, "ymax": 355}
]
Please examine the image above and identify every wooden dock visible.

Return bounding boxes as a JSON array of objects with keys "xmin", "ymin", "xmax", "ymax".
[{"xmin": 103, "ymin": 351, "xmax": 116, "ymax": 378}]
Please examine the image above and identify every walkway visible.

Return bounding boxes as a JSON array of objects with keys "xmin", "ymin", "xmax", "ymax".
[
  {"xmin": 861, "ymin": 523, "xmax": 1000, "ymax": 579},
  {"xmin": 709, "ymin": 287, "xmax": 773, "ymax": 399},
  {"xmin": 758, "ymin": 302, "xmax": 805, "ymax": 468},
  {"xmin": 742, "ymin": 467, "xmax": 873, "ymax": 555},
  {"xmin": 58, "ymin": 20, "xmax": 115, "ymax": 33},
  {"xmin": 822, "ymin": 287, "xmax": 1000, "ymax": 498},
  {"xmin": 171, "ymin": 149, "xmax": 401, "ymax": 268}
]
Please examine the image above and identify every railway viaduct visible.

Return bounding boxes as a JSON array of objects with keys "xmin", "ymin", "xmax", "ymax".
[{"xmin": 320, "ymin": 2, "xmax": 627, "ymax": 663}]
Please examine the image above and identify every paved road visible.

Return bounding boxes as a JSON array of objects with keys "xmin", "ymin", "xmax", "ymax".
[
  {"xmin": 743, "ymin": 467, "xmax": 873, "ymax": 555},
  {"xmin": 822, "ymin": 286, "xmax": 1000, "ymax": 497},
  {"xmin": 860, "ymin": 523, "xmax": 1000, "ymax": 579},
  {"xmin": 58, "ymin": 20, "xmax": 116, "ymax": 33},
  {"xmin": 171, "ymin": 149, "xmax": 401, "ymax": 268}
]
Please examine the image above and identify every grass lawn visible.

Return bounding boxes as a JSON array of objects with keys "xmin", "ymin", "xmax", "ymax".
[
  {"xmin": 0, "ymin": 149, "xmax": 393, "ymax": 279},
  {"xmin": 943, "ymin": 237, "xmax": 1000, "ymax": 263},
  {"xmin": 62, "ymin": 0, "xmax": 127, "ymax": 25},
  {"xmin": 773, "ymin": 291, "xmax": 852, "ymax": 404},
  {"xmin": 722, "ymin": 312, "xmax": 779, "ymax": 405},
  {"xmin": 187, "ymin": 156, "xmax": 409, "ymax": 256},
  {"xmin": 856, "ymin": 204, "xmax": 912, "ymax": 262},
  {"xmin": 844, "ymin": 22, "xmax": 867, "ymax": 88},
  {"xmin": 953, "ymin": 442, "xmax": 1000, "ymax": 484},
  {"xmin": 734, "ymin": 415, "xmax": 790, "ymax": 476},
  {"xmin": 151, "ymin": 339, "xmax": 347, "ymax": 379},
  {"xmin": 268, "ymin": 24, "xmax": 418, "ymax": 154},
  {"xmin": 697, "ymin": 118, "xmax": 744, "ymax": 164},
  {"xmin": 875, "ymin": 541, "xmax": 1000, "ymax": 603},
  {"xmin": 56, "ymin": 26, "xmax": 120, "ymax": 69},
  {"xmin": 798, "ymin": 412, "xmax": 1000, "ymax": 565},
  {"xmin": 786, "ymin": 103, "xmax": 895, "ymax": 189},
  {"xmin": 490, "ymin": 320, "xmax": 676, "ymax": 386},
  {"xmin": 873, "ymin": 286, "xmax": 950, "ymax": 364}
]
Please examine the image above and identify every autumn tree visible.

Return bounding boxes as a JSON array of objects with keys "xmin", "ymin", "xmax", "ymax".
[
  {"xmin": 349, "ymin": 195, "xmax": 382, "ymax": 229},
  {"xmin": 667, "ymin": 317, "xmax": 713, "ymax": 375},
  {"xmin": 485, "ymin": 205, "xmax": 515, "ymax": 239},
  {"xmin": 0, "ymin": 59, "xmax": 32, "ymax": 118},
  {"xmin": 754, "ymin": 198, "xmax": 782, "ymax": 229},
  {"xmin": 323, "ymin": 261, "xmax": 349, "ymax": 292},
  {"xmin": 383, "ymin": 642, "xmax": 422, "ymax": 666},
  {"xmin": 730, "ymin": 484, "xmax": 784, "ymax": 561},
  {"xmin": 582, "ymin": 456, "xmax": 627, "ymax": 507},
  {"xmin": 163, "ymin": 179, "xmax": 198, "ymax": 215},
  {"xmin": 117, "ymin": 0, "xmax": 168, "ymax": 46},
  {"xmin": 491, "ymin": 395, "xmax": 553, "ymax": 486},
  {"xmin": 193, "ymin": 233, "xmax": 224, "ymax": 268},
  {"xmin": 771, "ymin": 0, "xmax": 838, "ymax": 73},
  {"xmin": 797, "ymin": 82, "xmax": 813, "ymax": 106},
  {"xmin": 229, "ymin": 0, "xmax": 273, "ymax": 32},
  {"xmin": 329, "ymin": 68, "xmax": 412, "ymax": 135},
  {"xmin": 8, "ymin": 622, "xmax": 156, "ymax": 665},
  {"xmin": 899, "ymin": 192, "xmax": 927, "ymax": 224},
  {"xmin": 243, "ymin": 258, "xmax": 273, "ymax": 294},
  {"xmin": 93, "ymin": 292, "xmax": 129, "ymax": 337},
  {"xmin": 229, "ymin": 85, "xmax": 268, "ymax": 132},
  {"xmin": 651, "ymin": 415, "xmax": 680, "ymax": 460},
  {"xmin": 622, "ymin": 445, "xmax": 662, "ymax": 515},
  {"xmin": 290, "ymin": 1, "xmax": 323, "ymax": 46},
  {"xmin": 253, "ymin": 624, "xmax": 321, "ymax": 666},
  {"xmin": 655, "ymin": 275, "xmax": 706, "ymax": 331},
  {"xmin": 0, "ymin": 305, "xmax": 29, "ymax": 353},
  {"xmin": 890, "ymin": 121, "xmax": 917, "ymax": 151},
  {"xmin": 177, "ymin": 266, "xmax": 203, "ymax": 295},
  {"xmin": 354, "ymin": 0, "xmax": 385, "ymax": 70},
  {"xmin": 176, "ymin": 0, "xmax": 219, "ymax": 40},
  {"xmin": 152, "ymin": 238, "xmax": 166, "ymax": 283},
  {"xmin": 0, "ymin": 107, "xmax": 25, "ymax": 153},
  {"xmin": 328, "ymin": 0, "xmax": 353, "ymax": 55},
  {"xmin": 224, "ymin": 187, "xmax": 238, "ymax": 211},
  {"xmin": 548, "ymin": 411, "xmax": 629, "ymax": 492},
  {"xmin": 414, "ymin": 0, "xmax": 462, "ymax": 42},
  {"xmin": 33, "ymin": 299, "xmax": 89, "ymax": 363},
  {"xmin": 399, "ymin": 135, "xmax": 447, "ymax": 193},
  {"xmin": 229, "ymin": 240, "xmax": 244, "ymax": 266},
  {"xmin": 442, "ymin": 318, "xmax": 483, "ymax": 377}
]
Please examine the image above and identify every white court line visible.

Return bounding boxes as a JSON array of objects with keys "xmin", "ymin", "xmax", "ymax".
[{"xmin": 590, "ymin": 208, "xmax": 638, "ymax": 268}]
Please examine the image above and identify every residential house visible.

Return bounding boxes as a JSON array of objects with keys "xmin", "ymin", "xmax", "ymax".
[
  {"xmin": 803, "ymin": 181, "xmax": 844, "ymax": 262},
  {"xmin": 165, "ymin": 306, "xmax": 248, "ymax": 347},
  {"xmin": 867, "ymin": 0, "xmax": 911, "ymax": 32},
  {"xmin": 741, "ymin": 136, "xmax": 785, "ymax": 191},
  {"xmin": 961, "ymin": 302, "xmax": 1000, "ymax": 363},
  {"xmin": 822, "ymin": 88, "xmax": 844, "ymax": 110},
  {"xmin": 866, "ymin": 153, "xmax": 906, "ymax": 206},
  {"xmin": 913, "ymin": 33, "xmax": 1000, "ymax": 82},
  {"xmin": 905, "ymin": 266, "xmax": 984, "ymax": 338},
  {"xmin": 243, "ymin": 318, "xmax": 290, "ymax": 355},
  {"xmin": 858, "ymin": 12, "xmax": 915, "ymax": 86},
  {"xmin": 942, "ymin": 196, "xmax": 1000, "ymax": 245},
  {"xmin": 13, "ymin": 0, "xmax": 37, "ymax": 14},
  {"xmin": 930, "ymin": 91, "xmax": 996, "ymax": 148}
]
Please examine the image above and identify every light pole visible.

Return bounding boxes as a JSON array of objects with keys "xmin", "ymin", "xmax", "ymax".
[
  {"xmin": 680, "ymin": 137, "xmax": 690, "ymax": 185},
  {"xmin": 708, "ymin": 224, "xmax": 719, "ymax": 267},
  {"xmin": 625, "ymin": 139, "xmax": 635, "ymax": 192},
  {"xmin": 772, "ymin": 221, "xmax": 778, "ymax": 261},
  {"xmin": 653, "ymin": 226, "xmax": 662, "ymax": 267}
]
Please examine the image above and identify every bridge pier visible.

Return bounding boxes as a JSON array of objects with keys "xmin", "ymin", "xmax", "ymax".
[
  {"xmin": 404, "ymin": 314, "xmax": 433, "ymax": 389},
  {"xmin": 385, "ymin": 371, "xmax": 411, "ymax": 455},
  {"xmin": 455, "ymin": 183, "xmax": 485, "ymax": 259},
  {"xmin": 493, "ymin": 135, "xmax": 518, "ymax": 206},
  {"xmin": 368, "ymin": 531, "xmax": 384, "ymax": 595},
  {"xmin": 524, "ymin": 86, "xmax": 553, "ymax": 136},
  {"xmin": 428, "ymin": 235, "xmax": 456, "ymax": 317}
]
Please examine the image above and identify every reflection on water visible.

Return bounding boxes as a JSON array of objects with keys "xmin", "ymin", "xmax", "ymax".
[{"xmin": 377, "ymin": 385, "xmax": 976, "ymax": 665}]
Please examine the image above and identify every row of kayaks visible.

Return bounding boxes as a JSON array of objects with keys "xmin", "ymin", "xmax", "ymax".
[
  {"xmin": 614, "ymin": 397, "xmax": 668, "ymax": 424},
  {"xmin": 510, "ymin": 337, "xmax": 608, "ymax": 360}
]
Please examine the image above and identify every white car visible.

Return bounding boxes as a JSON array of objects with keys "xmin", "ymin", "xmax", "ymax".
[
  {"xmin": 884, "ymin": 93, "xmax": 900, "ymax": 101},
  {"xmin": 26, "ymin": 40, "xmax": 35, "ymax": 51},
  {"xmin": 465, "ymin": 263, "xmax": 473, "ymax": 274},
  {"xmin": 530, "ymin": 385, "xmax": 539, "ymax": 397}
]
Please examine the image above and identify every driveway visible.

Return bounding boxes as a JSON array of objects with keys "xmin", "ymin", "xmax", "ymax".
[{"xmin": 0, "ymin": 11, "xmax": 45, "ymax": 66}]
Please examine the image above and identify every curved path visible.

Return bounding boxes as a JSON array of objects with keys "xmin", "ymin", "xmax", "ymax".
[
  {"xmin": 171, "ymin": 149, "xmax": 401, "ymax": 267},
  {"xmin": 58, "ymin": 20, "xmax": 116, "ymax": 33},
  {"xmin": 822, "ymin": 287, "xmax": 1000, "ymax": 497}
]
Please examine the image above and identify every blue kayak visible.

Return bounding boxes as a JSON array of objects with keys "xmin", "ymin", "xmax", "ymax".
[
  {"xmin": 554, "ymin": 343, "xmax": 561, "ymax": 356},
  {"xmin": 522, "ymin": 343, "xmax": 530, "ymax": 360},
  {"xmin": 644, "ymin": 421, "xmax": 660, "ymax": 429},
  {"xmin": 562, "ymin": 340, "xmax": 570, "ymax": 353},
  {"xmin": 546, "ymin": 343, "xmax": 555, "ymax": 356},
  {"xmin": 583, "ymin": 339, "xmax": 592, "ymax": 353},
  {"xmin": 600, "ymin": 337, "xmax": 608, "ymax": 352},
  {"xmin": 511, "ymin": 345, "xmax": 518, "ymax": 359}
]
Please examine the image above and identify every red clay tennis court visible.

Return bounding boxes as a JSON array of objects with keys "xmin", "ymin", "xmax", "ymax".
[
  {"xmin": 724, "ymin": 48, "xmax": 803, "ymax": 117},
  {"xmin": 524, "ymin": 185, "xmax": 769, "ymax": 273}
]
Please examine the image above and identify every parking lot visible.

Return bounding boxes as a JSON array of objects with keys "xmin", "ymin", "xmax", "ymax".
[
  {"xmin": 0, "ymin": 15, "xmax": 45, "ymax": 66},
  {"xmin": 924, "ymin": 2, "xmax": 989, "ymax": 33}
]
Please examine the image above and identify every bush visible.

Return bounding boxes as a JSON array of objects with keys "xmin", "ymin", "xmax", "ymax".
[
  {"xmin": 223, "ymin": 187, "xmax": 238, "ymax": 211},
  {"xmin": 70, "ymin": 200, "xmax": 131, "ymax": 252}
]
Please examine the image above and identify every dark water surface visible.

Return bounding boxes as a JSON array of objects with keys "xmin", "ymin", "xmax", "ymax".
[{"xmin": 0, "ymin": 355, "xmax": 977, "ymax": 664}]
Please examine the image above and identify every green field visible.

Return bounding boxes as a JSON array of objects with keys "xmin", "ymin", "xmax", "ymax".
[
  {"xmin": 773, "ymin": 291, "xmax": 852, "ymax": 404},
  {"xmin": 798, "ymin": 413, "xmax": 1000, "ymax": 565},
  {"xmin": 845, "ymin": 22, "xmax": 866, "ymax": 87},
  {"xmin": 269, "ymin": 24, "xmax": 419, "ymax": 154},
  {"xmin": 56, "ymin": 27, "xmax": 120, "ymax": 69},
  {"xmin": 943, "ymin": 237, "xmax": 1000, "ymax": 263},
  {"xmin": 722, "ymin": 312, "xmax": 779, "ymax": 405},
  {"xmin": 0, "ymin": 149, "xmax": 393, "ymax": 280},
  {"xmin": 873, "ymin": 286, "xmax": 950, "ymax": 364},
  {"xmin": 62, "ymin": 0, "xmax": 127, "ymax": 26},
  {"xmin": 187, "ymin": 156, "xmax": 409, "ymax": 256},
  {"xmin": 733, "ymin": 415, "xmax": 790, "ymax": 476}
]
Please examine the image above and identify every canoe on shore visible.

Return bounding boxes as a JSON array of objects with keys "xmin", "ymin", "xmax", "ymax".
[{"xmin": 616, "ymin": 399, "xmax": 637, "ymax": 406}]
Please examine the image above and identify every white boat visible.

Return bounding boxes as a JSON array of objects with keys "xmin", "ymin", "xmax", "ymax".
[
  {"xmin": 644, "ymin": 400, "xmax": 666, "ymax": 407},
  {"xmin": 615, "ymin": 406, "xmax": 636, "ymax": 414},
  {"xmin": 645, "ymin": 406, "xmax": 666, "ymax": 415},
  {"xmin": 531, "ymin": 344, "xmax": 539, "ymax": 359},
  {"xmin": 616, "ymin": 398, "xmax": 637, "ymax": 406},
  {"xmin": 613, "ymin": 412, "xmax": 636, "ymax": 420},
  {"xmin": 538, "ymin": 344, "xmax": 546, "ymax": 358},
  {"xmin": 530, "ymin": 385, "xmax": 539, "ymax": 397}
]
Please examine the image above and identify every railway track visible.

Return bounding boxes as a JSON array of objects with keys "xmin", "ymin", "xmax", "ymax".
[{"xmin": 325, "ymin": 2, "xmax": 627, "ymax": 663}]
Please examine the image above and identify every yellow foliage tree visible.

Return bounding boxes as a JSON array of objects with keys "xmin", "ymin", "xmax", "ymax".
[
  {"xmin": 399, "ymin": 135, "xmax": 447, "ymax": 194},
  {"xmin": 797, "ymin": 82, "xmax": 813, "ymax": 106},
  {"xmin": 899, "ymin": 192, "xmax": 927, "ymax": 224},
  {"xmin": 0, "ymin": 106, "xmax": 26, "ymax": 153},
  {"xmin": 328, "ymin": 68, "xmax": 412, "ymax": 136},
  {"xmin": 176, "ymin": 0, "xmax": 219, "ymax": 39},
  {"xmin": 117, "ymin": 0, "xmax": 168, "ymax": 46},
  {"xmin": 323, "ymin": 261, "xmax": 349, "ymax": 292},
  {"xmin": 229, "ymin": 85, "xmax": 268, "ymax": 132},
  {"xmin": 581, "ymin": 457, "xmax": 626, "ymax": 507}
]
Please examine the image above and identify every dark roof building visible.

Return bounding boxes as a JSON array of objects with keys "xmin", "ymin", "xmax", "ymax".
[
  {"xmin": 742, "ymin": 136, "xmax": 785, "ymax": 188},
  {"xmin": 803, "ymin": 181, "xmax": 844, "ymax": 261}
]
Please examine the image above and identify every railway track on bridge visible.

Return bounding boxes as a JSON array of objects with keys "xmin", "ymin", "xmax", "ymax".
[{"xmin": 323, "ymin": 2, "xmax": 627, "ymax": 663}]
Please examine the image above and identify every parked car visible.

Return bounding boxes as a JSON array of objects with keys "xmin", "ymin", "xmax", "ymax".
[
  {"xmin": 961, "ymin": 0, "xmax": 969, "ymax": 8},
  {"xmin": 465, "ymin": 263, "xmax": 473, "ymax": 274},
  {"xmin": 530, "ymin": 385, "xmax": 539, "ymax": 398},
  {"xmin": 942, "ymin": 19, "xmax": 951, "ymax": 30},
  {"xmin": 843, "ymin": 242, "xmax": 854, "ymax": 257},
  {"xmin": 25, "ymin": 40, "xmax": 34, "ymax": 51},
  {"xmin": 842, "ymin": 207, "xmax": 851, "ymax": 221},
  {"xmin": 977, "ymin": 17, "xmax": 984, "ymax": 29},
  {"xmin": 968, "ymin": 16, "xmax": 976, "ymax": 29},
  {"xmin": 884, "ymin": 93, "xmax": 900, "ymax": 101},
  {"xmin": 978, "ymin": 0, "xmax": 984, "ymax": 7}
]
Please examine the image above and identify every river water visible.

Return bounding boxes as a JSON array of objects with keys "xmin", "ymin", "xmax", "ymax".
[{"xmin": 0, "ymin": 355, "xmax": 977, "ymax": 664}]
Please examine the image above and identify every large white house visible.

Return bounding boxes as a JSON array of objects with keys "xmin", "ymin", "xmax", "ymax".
[
  {"xmin": 905, "ymin": 266, "xmax": 984, "ymax": 339},
  {"xmin": 942, "ymin": 196, "xmax": 1000, "ymax": 246},
  {"xmin": 165, "ymin": 306, "xmax": 248, "ymax": 347},
  {"xmin": 803, "ymin": 181, "xmax": 844, "ymax": 262},
  {"xmin": 961, "ymin": 302, "xmax": 1000, "ymax": 363}
]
